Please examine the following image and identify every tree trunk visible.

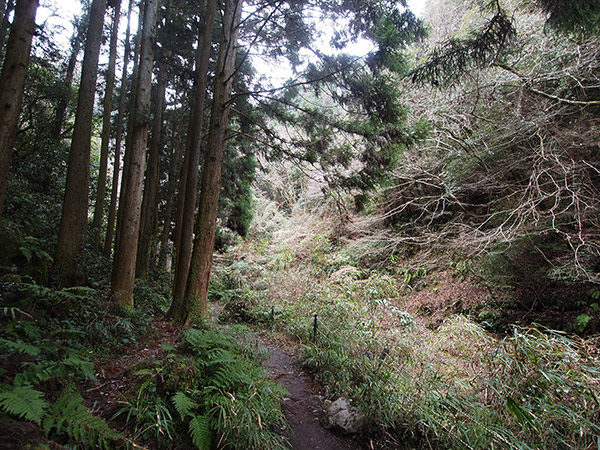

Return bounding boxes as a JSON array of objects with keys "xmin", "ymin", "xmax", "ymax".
[
  {"xmin": 157, "ymin": 105, "xmax": 185, "ymax": 270},
  {"xmin": 52, "ymin": 17, "xmax": 84, "ymax": 140},
  {"xmin": 136, "ymin": 50, "xmax": 167, "ymax": 278},
  {"xmin": 0, "ymin": 0, "xmax": 37, "ymax": 222},
  {"xmin": 176, "ymin": 0, "xmax": 243, "ymax": 325},
  {"xmin": 91, "ymin": 0, "xmax": 121, "ymax": 248},
  {"xmin": 111, "ymin": 0, "xmax": 144, "ymax": 275},
  {"xmin": 110, "ymin": 0, "xmax": 158, "ymax": 309},
  {"xmin": 0, "ymin": 0, "xmax": 15, "ymax": 60},
  {"xmin": 104, "ymin": 0, "xmax": 134, "ymax": 258},
  {"xmin": 167, "ymin": 0, "xmax": 217, "ymax": 318},
  {"xmin": 54, "ymin": 0, "xmax": 107, "ymax": 278}
]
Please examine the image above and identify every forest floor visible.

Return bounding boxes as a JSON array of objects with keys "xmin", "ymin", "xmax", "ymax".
[
  {"xmin": 210, "ymin": 303, "xmax": 362, "ymax": 450},
  {"xmin": 83, "ymin": 318, "xmax": 182, "ymax": 427},
  {"xmin": 80, "ymin": 306, "xmax": 359, "ymax": 450}
]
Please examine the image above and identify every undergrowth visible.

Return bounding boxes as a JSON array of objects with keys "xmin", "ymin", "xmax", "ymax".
[
  {"xmin": 0, "ymin": 274, "xmax": 167, "ymax": 448},
  {"xmin": 1, "ymin": 264, "xmax": 285, "ymax": 449},
  {"xmin": 211, "ymin": 212, "xmax": 600, "ymax": 449},
  {"xmin": 113, "ymin": 326, "xmax": 288, "ymax": 449}
]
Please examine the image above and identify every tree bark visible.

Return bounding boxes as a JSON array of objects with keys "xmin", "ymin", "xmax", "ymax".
[
  {"xmin": 167, "ymin": 0, "xmax": 217, "ymax": 318},
  {"xmin": 54, "ymin": 0, "xmax": 107, "ymax": 278},
  {"xmin": 176, "ymin": 0, "xmax": 243, "ymax": 324},
  {"xmin": 136, "ymin": 48, "xmax": 167, "ymax": 278},
  {"xmin": 52, "ymin": 17, "xmax": 84, "ymax": 140},
  {"xmin": 0, "ymin": 0, "xmax": 15, "ymax": 60},
  {"xmin": 91, "ymin": 0, "xmax": 121, "ymax": 248},
  {"xmin": 0, "ymin": 0, "xmax": 37, "ymax": 222},
  {"xmin": 104, "ymin": 0, "xmax": 134, "ymax": 258},
  {"xmin": 157, "ymin": 106, "xmax": 185, "ymax": 270},
  {"xmin": 112, "ymin": 0, "xmax": 144, "ymax": 276},
  {"xmin": 110, "ymin": 0, "xmax": 158, "ymax": 309}
]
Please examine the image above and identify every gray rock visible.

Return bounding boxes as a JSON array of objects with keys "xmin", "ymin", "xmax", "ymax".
[{"xmin": 322, "ymin": 398, "xmax": 365, "ymax": 434}]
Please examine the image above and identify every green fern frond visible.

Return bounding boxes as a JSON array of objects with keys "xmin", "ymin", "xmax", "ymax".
[
  {"xmin": 0, "ymin": 384, "xmax": 48, "ymax": 425},
  {"xmin": 0, "ymin": 337, "xmax": 41, "ymax": 356},
  {"xmin": 132, "ymin": 368, "xmax": 155, "ymax": 377},
  {"xmin": 1, "ymin": 307, "xmax": 32, "ymax": 319},
  {"xmin": 43, "ymin": 388, "xmax": 122, "ymax": 449},
  {"xmin": 206, "ymin": 348, "xmax": 237, "ymax": 366},
  {"xmin": 189, "ymin": 414, "xmax": 212, "ymax": 450},
  {"xmin": 183, "ymin": 328, "xmax": 236, "ymax": 355},
  {"xmin": 212, "ymin": 367, "xmax": 241, "ymax": 389},
  {"xmin": 62, "ymin": 352, "xmax": 96, "ymax": 381},
  {"xmin": 172, "ymin": 391, "xmax": 195, "ymax": 419}
]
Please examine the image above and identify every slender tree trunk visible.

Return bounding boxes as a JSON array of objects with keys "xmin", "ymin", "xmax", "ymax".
[
  {"xmin": 104, "ymin": 0, "xmax": 134, "ymax": 258},
  {"xmin": 157, "ymin": 106, "xmax": 185, "ymax": 270},
  {"xmin": 52, "ymin": 19, "xmax": 84, "ymax": 140},
  {"xmin": 176, "ymin": 0, "xmax": 243, "ymax": 324},
  {"xmin": 110, "ymin": 0, "xmax": 158, "ymax": 309},
  {"xmin": 91, "ymin": 0, "xmax": 121, "ymax": 248},
  {"xmin": 54, "ymin": 0, "xmax": 107, "ymax": 278},
  {"xmin": 0, "ymin": 0, "xmax": 37, "ymax": 222},
  {"xmin": 135, "ymin": 0, "xmax": 172, "ymax": 277},
  {"xmin": 112, "ymin": 0, "xmax": 144, "ymax": 275},
  {"xmin": 167, "ymin": 0, "xmax": 217, "ymax": 318},
  {"xmin": 172, "ymin": 126, "xmax": 190, "ymax": 260},
  {"xmin": 136, "ymin": 51, "xmax": 167, "ymax": 278},
  {"xmin": 0, "ymin": 0, "xmax": 15, "ymax": 59}
]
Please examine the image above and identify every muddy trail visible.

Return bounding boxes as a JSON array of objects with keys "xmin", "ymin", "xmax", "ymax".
[{"xmin": 259, "ymin": 337, "xmax": 364, "ymax": 450}]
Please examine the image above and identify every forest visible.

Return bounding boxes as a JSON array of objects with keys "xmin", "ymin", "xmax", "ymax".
[{"xmin": 0, "ymin": 0, "xmax": 599, "ymax": 448}]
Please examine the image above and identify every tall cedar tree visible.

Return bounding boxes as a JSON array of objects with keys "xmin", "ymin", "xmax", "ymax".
[
  {"xmin": 91, "ymin": 0, "xmax": 122, "ymax": 247},
  {"xmin": 112, "ymin": 0, "xmax": 144, "ymax": 266},
  {"xmin": 0, "ymin": 0, "xmax": 38, "ymax": 222},
  {"xmin": 110, "ymin": 0, "xmax": 158, "ymax": 308},
  {"xmin": 54, "ymin": 0, "xmax": 107, "ymax": 278},
  {"xmin": 135, "ymin": 0, "xmax": 173, "ymax": 278},
  {"xmin": 104, "ymin": 0, "xmax": 134, "ymax": 257},
  {"xmin": 167, "ymin": 0, "xmax": 217, "ymax": 319},
  {"xmin": 174, "ymin": 0, "xmax": 243, "ymax": 324},
  {"xmin": 157, "ymin": 105, "xmax": 186, "ymax": 269},
  {"xmin": 52, "ymin": 16, "xmax": 84, "ymax": 140}
]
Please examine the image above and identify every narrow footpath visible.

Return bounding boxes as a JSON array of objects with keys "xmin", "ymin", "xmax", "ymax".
[{"xmin": 259, "ymin": 337, "xmax": 363, "ymax": 450}]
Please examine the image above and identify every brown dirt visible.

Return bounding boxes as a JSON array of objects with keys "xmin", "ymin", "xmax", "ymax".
[
  {"xmin": 83, "ymin": 317, "xmax": 181, "ymax": 420},
  {"xmin": 401, "ymin": 265, "xmax": 599, "ymax": 335},
  {"xmin": 258, "ymin": 336, "xmax": 366, "ymax": 450}
]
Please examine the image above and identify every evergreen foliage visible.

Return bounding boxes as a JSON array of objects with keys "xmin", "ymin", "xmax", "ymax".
[
  {"xmin": 410, "ymin": 6, "xmax": 515, "ymax": 85},
  {"xmin": 42, "ymin": 386, "xmax": 123, "ymax": 449},
  {"xmin": 537, "ymin": 0, "xmax": 600, "ymax": 33},
  {"xmin": 0, "ymin": 0, "xmax": 599, "ymax": 448}
]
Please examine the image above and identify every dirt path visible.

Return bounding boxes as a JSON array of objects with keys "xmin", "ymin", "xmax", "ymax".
[
  {"xmin": 259, "ymin": 337, "xmax": 364, "ymax": 450},
  {"xmin": 87, "ymin": 305, "xmax": 364, "ymax": 449}
]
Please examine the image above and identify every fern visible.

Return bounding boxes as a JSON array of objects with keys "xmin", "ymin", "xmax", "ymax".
[
  {"xmin": 1, "ymin": 307, "xmax": 32, "ymax": 319},
  {"xmin": 189, "ymin": 414, "xmax": 212, "ymax": 450},
  {"xmin": 0, "ymin": 384, "xmax": 48, "ymax": 425},
  {"xmin": 43, "ymin": 388, "xmax": 123, "ymax": 449},
  {"xmin": 0, "ymin": 337, "xmax": 41, "ymax": 356},
  {"xmin": 61, "ymin": 351, "xmax": 96, "ymax": 381},
  {"xmin": 172, "ymin": 391, "xmax": 195, "ymax": 419}
]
